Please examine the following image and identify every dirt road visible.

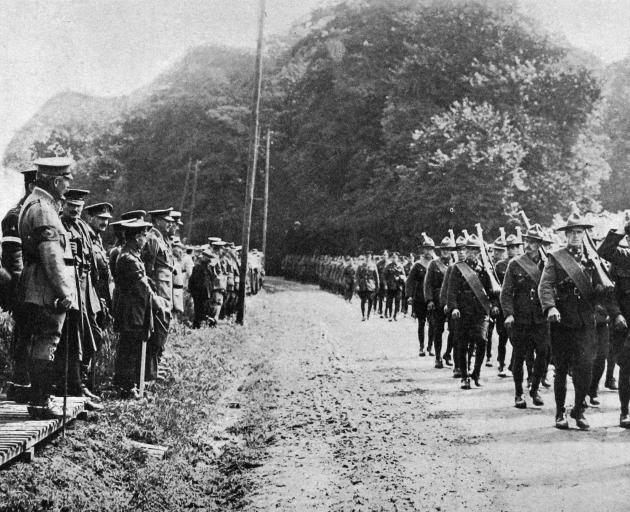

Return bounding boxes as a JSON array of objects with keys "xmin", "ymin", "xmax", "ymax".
[{"xmin": 246, "ymin": 278, "xmax": 630, "ymax": 511}]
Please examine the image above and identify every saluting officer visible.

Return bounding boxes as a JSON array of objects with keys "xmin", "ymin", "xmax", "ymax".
[
  {"xmin": 538, "ymin": 213, "xmax": 609, "ymax": 430},
  {"xmin": 447, "ymin": 234, "xmax": 500, "ymax": 389},
  {"xmin": 18, "ymin": 157, "xmax": 77, "ymax": 418},
  {"xmin": 2, "ymin": 166, "xmax": 37, "ymax": 400},
  {"xmin": 501, "ymin": 225, "xmax": 549, "ymax": 409}
]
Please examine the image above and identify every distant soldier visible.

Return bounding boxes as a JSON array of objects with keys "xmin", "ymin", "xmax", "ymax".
[
  {"xmin": 188, "ymin": 248, "xmax": 214, "ymax": 328},
  {"xmin": 18, "ymin": 157, "xmax": 77, "ymax": 418},
  {"xmin": 171, "ymin": 240, "xmax": 186, "ymax": 320},
  {"xmin": 2, "ymin": 167, "xmax": 37, "ymax": 400},
  {"xmin": 356, "ymin": 252, "xmax": 379, "ymax": 321},
  {"xmin": 406, "ymin": 237, "xmax": 435, "ymax": 356},
  {"xmin": 447, "ymin": 234, "xmax": 500, "ymax": 389},
  {"xmin": 424, "ymin": 236, "xmax": 455, "ymax": 368},
  {"xmin": 539, "ymin": 213, "xmax": 613, "ymax": 430},
  {"xmin": 113, "ymin": 219, "xmax": 167, "ymax": 398},
  {"xmin": 142, "ymin": 208, "xmax": 175, "ymax": 379},
  {"xmin": 500, "ymin": 225, "xmax": 549, "ymax": 409},
  {"xmin": 384, "ymin": 252, "xmax": 406, "ymax": 321},
  {"xmin": 376, "ymin": 251, "xmax": 389, "ymax": 317},
  {"xmin": 170, "ymin": 210, "xmax": 184, "ymax": 239},
  {"xmin": 342, "ymin": 255, "xmax": 356, "ymax": 303}
]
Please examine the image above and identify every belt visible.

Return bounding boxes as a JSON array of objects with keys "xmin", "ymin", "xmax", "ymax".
[{"xmin": 173, "ymin": 284, "xmax": 184, "ymax": 289}]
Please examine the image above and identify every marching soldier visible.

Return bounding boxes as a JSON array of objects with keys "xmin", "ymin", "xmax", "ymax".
[
  {"xmin": 376, "ymin": 251, "xmax": 389, "ymax": 317},
  {"xmin": 597, "ymin": 226, "xmax": 630, "ymax": 428},
  {"xmin": 384, "ymin": 252, "xmax": 406, "ymax": 321},
  {"xmin": 356, "ymin": 252, "xmax": 379, "ymax": 320},
  {"xmin": 142, "ymin": 208, "xmax": 175, "ymax": 379},
  {"xmin": 2, "ymin": 167, "xmax": 37, "ymax": 400},
  {"xmin": 17, "ymin": 157, "xmax": 77, "ymax": 418},
  {"xmin": 500, "ymin": 225, "xmax": 549, "ymax": 409},
  {"xmin": 538, "ymin": 213, "xmax": 611, "ymax": 430},
  {"xmin": 424, "ymin": 236, "xmax": 455, "ymax": 368},
  {"xmin": 406, "ymin": 237, "xmax": 435, "ymax": 356},
  {"xmin": 342, "ymin": 255, "xmax": 356, "ymax": 303},
  {"xmin": 447, "ymin": 234, "xmax": 500, "ymax": 389},
  {"xmin": 113, "ymin": 219, "xmax": 167, "ymax": 397}
]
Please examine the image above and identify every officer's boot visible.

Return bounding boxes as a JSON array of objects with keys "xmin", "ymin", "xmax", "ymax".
[
  {"xmin": 529, "ymin": 375, "xmax": 544, "ymax": 406},
  {"xmin": 570, "ymin": 405, "xmax": 590, "ymax": 430},
  {"xmin": 555, "ymin": 407, "xmax": 569, "ymax": 430},
  {"xmin": 28, "ymin": 361, "xmax": 63, "ymax": 419}
]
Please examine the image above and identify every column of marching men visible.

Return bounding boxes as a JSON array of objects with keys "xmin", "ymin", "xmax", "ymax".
[
  {"xmin": 282, "ymin": 211, "xmax": 630, "ymax": 431},
  {"xmin": 0, "ymin": 157, "xmax": 265, "ymax": 419}
]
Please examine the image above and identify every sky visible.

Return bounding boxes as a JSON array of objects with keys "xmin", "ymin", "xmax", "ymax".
[{"xmin": 1, "ymin": 0, "xmax": 629, "ymax": 205}]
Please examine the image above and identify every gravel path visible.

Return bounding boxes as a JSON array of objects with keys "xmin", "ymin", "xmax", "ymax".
[{"xmin": 246, "ymin": 277, "xmax": 630, "ymax": 511}]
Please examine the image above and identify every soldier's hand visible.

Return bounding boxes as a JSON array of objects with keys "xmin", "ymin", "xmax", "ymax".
[
  {"xmin": 547, "ymin": 307, "xmax": 561, "ymax": 323},
  {"xmin": 443, "ymin": 305, "xmax": 450, "ymax": 315},
  {"xmin": 427, "ymin": 301, "xmax": 434, "ymax": 312},
  {"xmin": 504, "ymin": 315, "xmax": 514, "ymax": 329},
  {"xmin": 490, "ymin": 306, "xmax": 499, "ymax": 318},
  {"xmin": 615, "ymin": 314, "xmax": 628, "ymax": 331},
  {"xmin": 55, "ymin": 297, "xmax": 73, "ymax": 312},
  {"xmin": 451, "ymin": 308, "xmax": 460, "ymax": 320}
]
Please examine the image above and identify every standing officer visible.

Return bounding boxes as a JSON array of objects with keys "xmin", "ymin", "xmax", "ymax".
[
  {"xmin": 2, "ymin": 166, "xmax": 37, "ymax": 401},
  {"xmin": 539, "ymin": 213, "xmax": 607, "ymax": 430},
  {"xmin": 406, "ymin": 237, "xmax": 435, "ymax": 356},
  {"xmin": 18, "ymin": 157, "xmax": 77, "ymax": 418},
  {"xmin": 501, "ymin": 225, "xmax": 549, "ymax": 409},
  {"xmin": 447, "ymin": 234, "xmax": 499, "ymax": 389},
  {"xmin": 83, "ymin": 202, "xmax": 113, "ymax": 313},
  {"xmin": 142, "ymin": 208, "xmax": 175, "ymax": 379},
  {"xmin": 188, "ymin": 248, "xmax": 213, "ymax": 328}
]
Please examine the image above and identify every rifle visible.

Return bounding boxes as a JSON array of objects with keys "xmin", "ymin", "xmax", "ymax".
[
  {"xmin": 499, "ymin": 227, "xmax": 506, "ymax": 246},
  {"xmin": 475, "ymin": 223, "xmax": 502, "ymax": 295},
  {"xmin": 519, "ymin": 210, "xmax": 547, "ymax": 264},
  {"xmin": 448, "ymin": 229, "xmax": 456, "ymax": 263}
]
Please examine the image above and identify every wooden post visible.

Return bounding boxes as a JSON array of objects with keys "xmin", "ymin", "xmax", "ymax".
[
  {"xmin": 262, "ymin": 129, "xmax": 270, "ymax": 261},
  {"xmin": 237, "ymin": 0, "xmax": 266, "ymax": 325},
  {"xmin": 187, "ymin": 160, "xmax": 200, "ymax": 241}
]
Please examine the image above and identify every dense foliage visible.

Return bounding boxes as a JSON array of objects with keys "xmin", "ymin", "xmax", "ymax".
[{"xmin": 5, "ymin": 0, "xmax": 626, "ymax": 264}]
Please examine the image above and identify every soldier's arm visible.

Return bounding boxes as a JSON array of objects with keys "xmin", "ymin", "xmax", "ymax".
[
  {"xmin": 499, "ymin": 261, "xmax": 516, "ymax": 317},
  {"xmin": 446, "ymin": 266, "xmax": 460, "ymax": 311},
  {"xmin": 538, "ymin": 256, "xmax": 558, "ymax": 314},
  {"xmin": 141, "ymin": 236, "xmax": 158, "ymax": 275},
  {"xmin": 1, "ymin": 212, "xmax": 23, "ymax": 276},
  {"xmin": 405, "ymin": 264, "xmax": 417, "ymax": 299},
  {"xmin": 35, "ymin": 226, "xmax": 76, "ymax": 303},
  {"xmin": 598, "ymin": 230, "xmax": 630, "ymax": 267},
  {"xmin": 422, "ymin": 262, "xmax": 433, "ymax": 304}
]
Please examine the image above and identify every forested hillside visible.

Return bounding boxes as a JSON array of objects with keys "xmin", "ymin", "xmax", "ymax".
[{"xmin": 4, "ymin": 0, "xmax": 629, "ymax": 267}]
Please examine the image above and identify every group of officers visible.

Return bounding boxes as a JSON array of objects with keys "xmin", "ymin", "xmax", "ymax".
[
  {"xmin": 283, "ymin": 212, "xmax": 630, "ymax": 431},
  {"xmin": 0, "ymin": 157, "xmax": 264, "ymax": 419}
]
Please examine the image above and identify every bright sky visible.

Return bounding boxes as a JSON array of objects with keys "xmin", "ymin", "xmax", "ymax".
[{"xmin": 0, "ymin": 0, "xmax": 629, "ymax": 165}]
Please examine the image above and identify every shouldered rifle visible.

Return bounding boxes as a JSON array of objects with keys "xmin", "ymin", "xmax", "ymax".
[
  {"xmin": 448, "ymin": 229, "xmax": 456, "ymax": 263},
  {"xmin": 499, "ymin": 227, "xmax": 506, "ymax": 246},
  {"xmin": 519, "ymin": 209, "xmax": 547, "ymax": 264},
  {"xmin": 583, "ymin": 230, "xmax": 614, "ymax": 291},
  {"xmin": 515, "ymin": 226, "xmax": 523, "ymax": 244},
  {"xmin": 475, "ymin": 223, "xmax": 502, "ymax": 295}
]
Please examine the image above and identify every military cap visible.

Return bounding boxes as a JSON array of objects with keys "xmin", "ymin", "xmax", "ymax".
[
  {"xmin": 109, "ymin": 220, "xmax": 126, "ymax": 232},
  {"xmin": 556, "ymin": 212, "xmax": 593, "ymax": 231},
  {"xmin": 84, "ymin": 202, "xmax": 113, "ymax": 218},
  {"xmin": 227, "ymin": 241, "xmax": 236, "ymax": 248},
  {"xmin": 33, "ymin": 157, "xmax": 73, "ymax": 177},
  {"xmin": 504, "ymin": 234, "xmax": 523, "ymax": 247},
  {"xmin": 211, "ymin": 240, "xmax": 226, "ymax": 247},
  {"xmin": 366, "ymin": 251, "xmax": 373, "ymax": 256},
  {"xmin": 64, "ymin": 188, "xmax": 90, "ymax": 205},
  {"xmin": 465, "ymin": 234, "xmax": 483, "ymax": 248},
  {"xmin": 234, "ymin": 245, "xmax": 242, "ymax": 251},
  {"xmin": 438, "ymin": 236, "xmax": 456, "ymax": 250},
  {"xmin": 172, "ymin": 240, "xmax": 185, "ymax": 249},
  {"xmin": 148, "ymin": 207, "xmax": 175, "ymax": 222},
  {"xmin": 120, "ymin": 210, "xmax": 146, "ymax": 221},
  {"xmin": 20, "ymin": 167, "xmax": 38, "ymax": 184},
  {"xmin": 455, "ymin": 235, "xmax": 468, "ymax": 248},
  {"xmin": 492, "ymin": 237, "xmax": 506, "ymax": 250},
  {"xmin": 120, "ymin": 219, "xmax": 152, "ymax": 232},
  {"xmin": 170, "ymin": 210, "xmax": 184, "ymax": 226},
  {"xmin": 522, "ymin": 224, "xmax": 546, "ymax": 241},
  {"xmin": 208, "ymin": 237, "xmax": 222, "ymax": 243}
]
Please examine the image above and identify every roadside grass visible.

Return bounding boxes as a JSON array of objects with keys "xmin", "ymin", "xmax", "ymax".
[{"xmin": 0, "ymin": 297, "xmax": 275, "ymax": 512}]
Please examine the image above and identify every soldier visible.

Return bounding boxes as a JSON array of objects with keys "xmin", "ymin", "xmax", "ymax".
[
  {"xmin": 170, "ymin": 210, "xmax": 184, "ymax": 239},
  {"xmin": 188, "ymin": 248, "xmax": 213, "ymax": 328},
  {"xmin": 58, "ymin": 189, "xmax": 103, "ymax": 407},
  {"xmin": 2, "ymin": 166, "xmax": 37, "ymax": 400},
  {"xmin": 356, "ymin": 252, "xmax": 379, "ymax": 320},
  {"xmin": 142, "ymin": 208, "xmax": 175, "ymax": 379},
  {"xmin": 597, "ymin": 227, "xmax": 630, "ymax": 427},
  {"xmin": 406, "ymin": 237, "xmax": 435, "ymax": 356},
  {"xmin": 384, "ymin": 252, "xmax": 406, "ymax": 321},
  {"xmin": 113, "ymin": 219, "xmax": 167, "ymax": 398},
  {"xmin": 83, "ymin": 202, "xmax": 113, "ymax": 313},
  {"xmin": 376, "ymin": 251, "xmax": 389, "ymax": 317},
  {"xmin": 441, "ymin": 234, "xmax": 468, "ymax": 377},
  {"xmin": 171, "ymin": 240, "xmax": 185, "ymax": 321},
  {"xmin": 17, "ymin": 157, "xmax": 77, "ymax": 418},
  {"xmin": 501, "ymin": 225, "xmax": 549, "ymax": 409},
  {"xmin": 342, "ymin": 255, "xmax": 356, "ymax": 303},
  {"xmin": 424, "ymin": 236, "xmax": 455, "ymax": 368},
  {"xmin": 539, "ymin": 213, "xmax": 614, "ymax": 430},
  {"xmin": 447, "ymin": 234, "xmax": 500, "ymax": 389},
  {"xmin": 208, "ymin": 240, "xmax": 228, "ymax": 324}
]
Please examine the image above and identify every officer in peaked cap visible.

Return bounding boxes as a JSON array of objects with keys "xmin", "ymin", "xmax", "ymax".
[
  {"xmin": 142, "ymin": 208, "xmax": 175, "ymax": 380},
  {"xmin": 1, "ymin": 166, "xmax": 39, "ymax": 401},
  {"xmin": 121, "ymin": 210, "xmax": 147, "ymax": 221},
  {"xmin": 170, "ymin": 210, "xmax": 184, "ymax": 237},
  {"xmin": 84, "ymin": 203, "xmax": 114, "ymax": 311},
  {"xmin": 17, "ymin": 156, "xmax": 77, "ymax": 417}
]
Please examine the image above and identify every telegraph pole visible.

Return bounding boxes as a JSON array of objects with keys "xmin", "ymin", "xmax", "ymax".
[
  {"xmin": 187, "ymin": 160, "xmax": 200, "ymax": 241},
  {"xmin": 262, "ymin": 128, "xmax": 271, "ymax": 260},
  {"xmin": 237, "ymin": 0, "xmax": 266, "ymax": 325}
]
